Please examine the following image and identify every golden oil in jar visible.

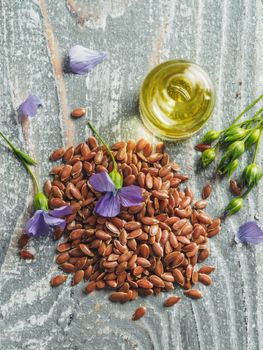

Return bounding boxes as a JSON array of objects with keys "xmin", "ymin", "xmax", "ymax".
[{"xmin": 139, "ymin": 60, "xmax": 215, "ymax": 140}]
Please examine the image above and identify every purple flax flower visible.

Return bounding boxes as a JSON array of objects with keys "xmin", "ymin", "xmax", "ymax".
[
  {"xmin": 18, "ymin": 95, "xmax": 42, "ymax": 118},
  {"xmin": 68, "ymin": 45, "xmax": 106, "ymax": 75},
  {"xmin": 25, "ymin": 206, "xmax": 72, "ymax": 237},
  {"xmin": 89, "ymin": 172, "xmax": 143, "ymax": 217},
  {"xmin": 236, "ymin": 221, "xmax": 263, "ymax": 245}
]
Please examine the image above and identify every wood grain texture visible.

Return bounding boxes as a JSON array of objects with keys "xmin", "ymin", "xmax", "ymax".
[{"xmin": 0, "ymin": 0, "xmax": 263, "ymax": 349}]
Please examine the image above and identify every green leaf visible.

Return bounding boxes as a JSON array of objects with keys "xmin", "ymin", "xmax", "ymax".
[
  {"xmin": 0, "ymin": 131, "xmax": 36, "ymax": 165},
  {"xmin": 14, "ymin": 148, "xmax": 37, "ymax": 165}
]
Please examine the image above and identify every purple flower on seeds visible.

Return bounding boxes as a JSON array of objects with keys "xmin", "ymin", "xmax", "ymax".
[
  {"xmin": 89, "ymin": 172, "xmax": 143, "ymax": 217},
  {"xmin": 68, "ymin": 45, "xmax": 106, "ymax": 75},
  {"xmin": 236, "ymin": 221, "xmax": 263, "ymax": 245},
  {"xmin": 25, "ymin": 206, "xmax": 72, "ymax": 237},
  {"xmin": 18, "ymin": 95, "xmax": 42, "ymax": 118}
]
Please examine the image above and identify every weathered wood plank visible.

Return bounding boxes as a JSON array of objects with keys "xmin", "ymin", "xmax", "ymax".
[{"xmin": 0, "ymin": 0, "xmax": 263, "ymax": 349}]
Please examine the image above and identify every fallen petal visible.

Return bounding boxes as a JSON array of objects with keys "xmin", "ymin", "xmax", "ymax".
[
  {"xmin": 69, "ymin": 45, "xmax": 106, "ymax": 75},
  {"xmin": 236, "ymin": 221, "xmax": 263, "ymax": 245},
  {"xmin": 18, "ymin": 95, "xmax": 42, "ymax": 118}
]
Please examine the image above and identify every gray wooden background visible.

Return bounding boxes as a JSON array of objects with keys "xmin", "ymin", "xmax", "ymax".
[{"xmin": 1, "ymin": 1, "xmax": 263, "ymax": 349}]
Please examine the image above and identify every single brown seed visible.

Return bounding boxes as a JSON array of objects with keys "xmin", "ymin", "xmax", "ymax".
[
  {"xmin": 198, "ymin": 265, "xmax": 215, "ymax": 274},
  {"xmin": 197, "ymin": 249, "xmax": 210, "ymax": 263},
  {"xmin": 149, "ymin": 275, "xmax": 165, "ymax": 288},
  {"xmin": 191, "ymin": 270, "xmax": 199, "ymax": 284},
  {"xmin": 137, "ymin": 257, "xmax": 151, "ymax": 268},
  {"xmin": 60, "ymin": 165, "xmax": 72, "ymax": 182},
  {"xmin": 85, "ymin": 281, "xmax": 97, "ymax": 294},
  {"xmin": 229, "ymin": 179, "xmax": 242, "ymax": 196},
  {"xmin": 207, "ymin": 226, "xmax": 221, "ymax": 238},
  {"xmin": 110, "ymin": 292, "xmax": 130, "ymax": 303},
  {"xmin": 56, "ymin": 252, "xmax": 70, "ymax": 264},
  {"xmin": 198, "ymin": 273, "xmax": 212, "ymax": 285},
  {"xmin": 43, "ymin": 180, "xmax": 52, "ymax": 197},
  {"xmin": 59, "ymin": 262, "xmax": 75, "ymax": 273},
  {"xmin": 195, "ymin": 144, "xmax": 211, "ymax": 152},
  {"xmin": 18, "ymin": 234, "xmax": 29, "ymax": 249},
  {"xmin": 164, "ymin": 295, "xmax": 181, "ymax": 307},
  {"xmin": 71, "ymin": 107, "xmax": 86, "ymax": 119},
  {"xmin": 20, "ymin": 250, "xmax": 34, "ymax": 260},
  {"xmin": 136, "ymin": 139, "xmax": 148, "ymax": 152},
  {"xmin": 194, "ymin": 200, "xmax": 207, "ymax": 209},
  {"xmin": 132, "ymin": 306, "xmax": 146, "ymax": 320},
  {"xmin": 172, "ymin": 268, "xmax": 185, "ymax": 286},
  {"xmin": 141, "ymin": 217, "xmax": 159, "ymax": 225},
  {"xmin": 50, "ymin": 275, "xmax": 67, "ymax": 287},
  {"xmin": 75, "ymin": 257, "xmax": 87, "ymax": 270},
  {"xmin": 72, "ymin": 270, "xmax": 85, "ymax": 285},
  {"xmin": 184, "ymin": 289, "xmax": 203, "ymax": 299},
  {"xmin": 63, "ymin": 146, "xmax": 74, "ymax": 161},
  {"xmin": 161, "ymin": 272, "xmax": 175, "ymax": 282},
  {"xmin": 137, "ymin": 279, "xmax": 153, "ymax": 289},
  {"xmin": 57, "ymin": 242, "xmax": 71, "ymax": 253},
  {"xmin": 196, "ymin": 212, "xmax": 212, "ymax": 225},
  {"xmin": 202, "ymin": 183, "xmax": 212, "ymax": 199},
  {"xmin": 79, "ymin": 243, "xmax": 94, "ymax": 257},
  {"xmin": 50, "ymin": 148, "xmax": 65, "ymax": 161}
]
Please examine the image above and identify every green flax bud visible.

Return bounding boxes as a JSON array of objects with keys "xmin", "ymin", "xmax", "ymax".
[
  {"xmin": 245, "ymin": 129, "xmax": 261, "ymax": 148},
  {"xmin": 34, "ymin": 192, "xmax": 49, "ymax": 211},
  {"xmin": 227, "ymin": 159, "xmax": 239, "ymax": 178},
  {"xmin": 201, "ymin": 148, "xmax": 216, "ymax": 167},
  {"xmin": 201, "ymin": 130, "xmax": 221, "ymax": 144},
  {"xmin": 225, "ymin": 141, "xmax": 245, "ymax": 161},
  {"xmin": 109, "ymin": 169, "xmax": 123, "ymax": 189},
  {"xmin": 242, "ymin": 163, "xmax": 263, "ymax": 188},
  {"xmin": 223, "ymin": 127, "xmax": 249, "ymax": 142},
  {"xmin": 224, "ymin": 197, "xmax": 243, "ymax": 217}
]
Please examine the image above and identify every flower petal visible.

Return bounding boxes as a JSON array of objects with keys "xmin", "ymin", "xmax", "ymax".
[
  {"xmin": 89, "ymin": 172, "xmax": 116, "ymax": 192},
  {"xmin": 69, "ymin": 45, "xmax": 106, "ymax": 75},
  {"xmin": 49, "ymin": 205, "xmax": 72, "ymax": 217},
  {"xmin": 42, "ymin": 212, "xmax": 66, "ymax": 230},
  {"xmin": 18, "ymin": 95, "xmax": 42, "ymax": 118},
  {"xmin": 94, "ymin": 192, "xmax": 120, "ymax": 217},
  {"xmin": 25, "ymin": 210, "xmax": 49, "ymax": 237},
  {"xmin": 119, "ymin": 185, "xmax": 143, "ymax": 207},
  {"xmin": 236, "ymin": 221, "xmax": 263, "ymax": 245}
]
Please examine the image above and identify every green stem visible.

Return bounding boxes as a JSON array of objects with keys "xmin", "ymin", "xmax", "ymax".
[
  {"xmin": 232, "ymin": 93, "xmax": 263, "ymax": 125},
  {"xmin": 87, "ymin": 122, "xmax": 117, "ymax": 170},
  {"xmin": 241, "ymin": 187, "xmax": 253, "ymax": 198},
  {"xmin": 23, "ymin": 161, "xmax": 40, "ymax": 192},
  {"xmin": 0, "ymin": 131, "xmax": 17, "ymax": 152},
  {"xmin": 252, "ymin": 128, "xmax": 263, "ymax": 163}
]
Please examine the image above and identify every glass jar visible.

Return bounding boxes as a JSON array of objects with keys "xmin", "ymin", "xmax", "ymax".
[{"xmin": 139, "ymin": 60, "xmax": 215, "ymax": 140}]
